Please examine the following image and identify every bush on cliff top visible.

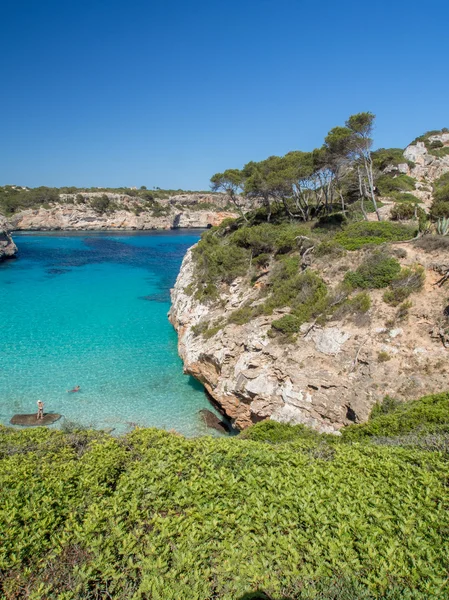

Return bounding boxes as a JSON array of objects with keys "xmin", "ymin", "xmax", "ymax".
[
  {"xmin": 345, "ymin": 251, "xmax": 401, "ymax": 289},
  {"xmin": 335, "ymin": 221, "xmax": 416, "ymax": 250},
  {"xmin": 376, "ymin": 173, "xmax": 417, "ymax": 195},
  {"xmin": 230, "ymin": 222, "xmax": 307, "ymax": 256},
  {"xmin": 371, "ymin": 147, "xmax": 410, "ymax": 170},
  {"xmin": 192, "ymin": 231, "xmax": 250, "ymax": 298}
]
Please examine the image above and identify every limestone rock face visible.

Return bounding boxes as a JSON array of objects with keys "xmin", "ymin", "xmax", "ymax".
[
  {"xmin": 0, "ymin": 216, "xmax": 17, "ymax": 261},
  {"xmin": 403, "ymin": 137, "xmax": 449, "ymax": 184},
  {"xmin": 169, "ymin": 246, "xmax": 449, "ymax": 433},
  {"xmin": 10, "ymin": 205, "xmax": 237, "ymax": 231}
]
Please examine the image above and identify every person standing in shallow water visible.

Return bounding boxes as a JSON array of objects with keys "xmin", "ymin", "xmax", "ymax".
[{"xmin": 36, "ymin": 400, "xmax": 44, "ymax": 420}]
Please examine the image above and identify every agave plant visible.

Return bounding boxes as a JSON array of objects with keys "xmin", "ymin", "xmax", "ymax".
[{"xmin": 437, "ymin": 217, "xmax": 449, "ymax": 236}]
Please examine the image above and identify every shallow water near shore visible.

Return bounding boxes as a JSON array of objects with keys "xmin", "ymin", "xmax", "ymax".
[{"xmin": 0, "ymin": 230, "xmax": 225, "ymax": 436}]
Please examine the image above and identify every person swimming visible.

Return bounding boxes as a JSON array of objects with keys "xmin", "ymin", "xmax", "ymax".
[{"xmin": 67, "ymin": 385, "xmax": 80, "ymax": 393}]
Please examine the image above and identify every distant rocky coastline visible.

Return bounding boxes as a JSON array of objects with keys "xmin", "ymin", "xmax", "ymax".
[{"xmin": 8, "ymin": 193, "xmax": 239, "ymax": 232}]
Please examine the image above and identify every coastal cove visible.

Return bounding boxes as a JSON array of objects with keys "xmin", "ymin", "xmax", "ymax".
[{"xmin": 0, "ymin": 230, "xmax": 225, "ymax": 436}]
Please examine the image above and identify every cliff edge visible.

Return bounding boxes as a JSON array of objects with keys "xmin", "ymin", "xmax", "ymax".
[{"xmin": 170, "ymin": 241, "xmax": 449, "ymax": 432}]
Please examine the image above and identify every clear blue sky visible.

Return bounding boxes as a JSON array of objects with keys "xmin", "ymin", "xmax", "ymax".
[{"xmin": 1, "ymin": 0, "xmax": 448, "ymax": 190}]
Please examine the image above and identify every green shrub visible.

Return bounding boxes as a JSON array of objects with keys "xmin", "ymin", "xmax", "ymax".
[
  {"xmin": 390, "ymin": 203, "xmax": 425, "ymax": 222},
  {"xmin": 335, "ymin": 221, "xmax": 416, "ymax": 250},
  {"xmin": 346, "ymin": 198, "xmax": 384, "ymax": 219},
  {"xmin": 345, "ymin": 291, "xmax": 371, "ymax": 313},
  {"xmin": 253, "ymin": 252, "xmax": 270, "ymax": 267},
  {"xmin": 0, "ymin": 186, "xmax": 60, "ymax": 215},
  {"xmin": 193, "ymin": 319, "xmax": 224, "ymax": 339},
  {"xmin": 228, "ymin": 305, "xmax": 259, "ymax": 325},
  {"xmin": 330, "ymin": 290, "xmax": 371, "ymax": 322},
  {"xmin": 434, "ymin": 173, "xmax": 449, "ymax": 196},
  {"xmin": 239, "ymin": 420, "xmax": 321, "ymax": 443},
  {"xmin": 383, "ymin": 265, "xmax": 425, "ymax": 306},
  {"xmin": 231, "ymin": 222, "xmax": 307, "ymax": 256},
  {"xmin": 376, "ymin": 174, "xmax": 417, "ymax": 195},
  {"xmin": 430, "ymin": 201, "xmax": 449, "ymax": 219},
  {"xmin": 429, "ymin": 146, "xmax": 449, "ymax": 159},
  {"xmin": 231, "ymin": 223, "xmax": 279, "ymax": 255},
  {"xmin": 343, "ymin": 391, "xmax": 449, "ymax": 439},
  {"xmin": 315, "ymin": 240, "xmax": 346, "ymax": 258},
  {"xmin": 264, "ymin": 260, "xmax": 328, "ymax": 318},
  {"xmin": 203, "ymin": 325, "xmax": 222, "ymax": 339},
  {"xmin": 193, "ymin": 232, "xmax": 250, "ymax": 299},
  {"xmin": 383, "ymin": 287, "xmax": 410, "ymax": 305},
  {"xmin": 411, "ymin": 129, "xmax": 447, "ymax": 144},
  {"xmin": 390, "ymin": 203, "xmax": 416, "ymax": 221},
  {"xmin": 149, "ymin": 201, "xmax": 171, "ymax": 217},
  {"xmin": 372, "ymin": 147, "xmax": 411, "ymax": 170},
  {"xmin": 1, "ymin": 408, "xmax": 449, "ymax": 597},
  {"xmin": 271, "ymin": 314, "xmax": 303, "ymax": 335},
  {"xmin": 345, "ymin": 252, "xmax": 401, "ymax": 289},
  {"xmin": 274, "ymin": 223, "xmax": 309, "ymax": 254},
  {"xmin": 430, "ymin": 173, "xmax": 449, "ymax": 219},
  {"xmin": 396, "ymin": 299, "xmax": 413, "ymax": 320},
  {"xmin": 192, "ymin": 320, "xmax": 210, "ymax": 336},
  {"xmin": 90, "ymin": 194, "xmax": 111, "ymax": 214},
  {"xmin": 390, "ymin": 192, "xmax": 422, "ymax": 203},
  {"xmin": 314, "ymin": 212, "xmax": 347, "ymax": 230},
  {"xmin": 370, "ymin": 395, "xmax": 402, "ymax": 419}
]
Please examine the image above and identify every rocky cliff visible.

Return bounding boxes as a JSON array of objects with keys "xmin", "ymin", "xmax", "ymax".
[
  {"xmin": 9, "ymin": 205, "xmax": 237, "ymax": 231},
  {"xmin": 169, "ymin": 134, "xmax": 449, "ymax": 433},
  {"xmin": 169, "ymin": 243, "xmax": 449, "ymax": 432},
  {"xmin": 0, "ymin": 216, "xmax": 17, "ymax": 261},
  {"xmin": 376, "ymin": 131, "xmax": 449, "ymax": 216},
  {"xmin": 9, "ymin": 193, "xmax": 238, "ymax": 231}
]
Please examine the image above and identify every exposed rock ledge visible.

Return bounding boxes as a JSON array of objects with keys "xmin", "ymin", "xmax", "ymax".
[
  {"xmin": 0, "ymin": 216, "xmax": 17, "ymax": 261},
  {"xmin": 169, "ymin": 247, "xmax": 449, "ymax": 433}
]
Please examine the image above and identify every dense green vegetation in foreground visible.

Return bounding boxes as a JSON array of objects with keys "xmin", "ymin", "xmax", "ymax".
[{"xmin": 1, "ymin": 392, "xmax": 449, "ymax": 599}]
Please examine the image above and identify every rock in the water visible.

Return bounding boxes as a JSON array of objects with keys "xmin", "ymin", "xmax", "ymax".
[
  {"xmin": 199, "ymin": 409, "xmax": 230, "ymax": 433},
  {"xmin": 10, "ymin": 413, "xmax": 62, "ymax": 426},
  {"xmin": 0, "ymin": 216, "xmax": 17, "ymax": 261}
]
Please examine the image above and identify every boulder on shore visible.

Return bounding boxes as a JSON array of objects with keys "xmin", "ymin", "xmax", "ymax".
[{"xmin": 199, "ymin": 409, "xmax": 230, "ymax": 433}]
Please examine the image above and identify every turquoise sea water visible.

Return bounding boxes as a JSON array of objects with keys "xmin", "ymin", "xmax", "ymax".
[{"xmin": 0, "ymin": 231, "xmax": 224, "ymax": 436}]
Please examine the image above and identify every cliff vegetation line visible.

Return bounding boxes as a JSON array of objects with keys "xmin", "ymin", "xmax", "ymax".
[{"xmin": 1, "ymin": 391, "xmax": 449, "ymax": 599}]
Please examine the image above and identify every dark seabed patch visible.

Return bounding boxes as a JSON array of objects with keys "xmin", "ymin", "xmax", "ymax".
[
  {"xmin": 139, "ymin": 293, "xmax": 168, "ymax": 303},
  {"xmin": 46, "ymin": 268, "xmax": 72, "ymax": 276}
]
